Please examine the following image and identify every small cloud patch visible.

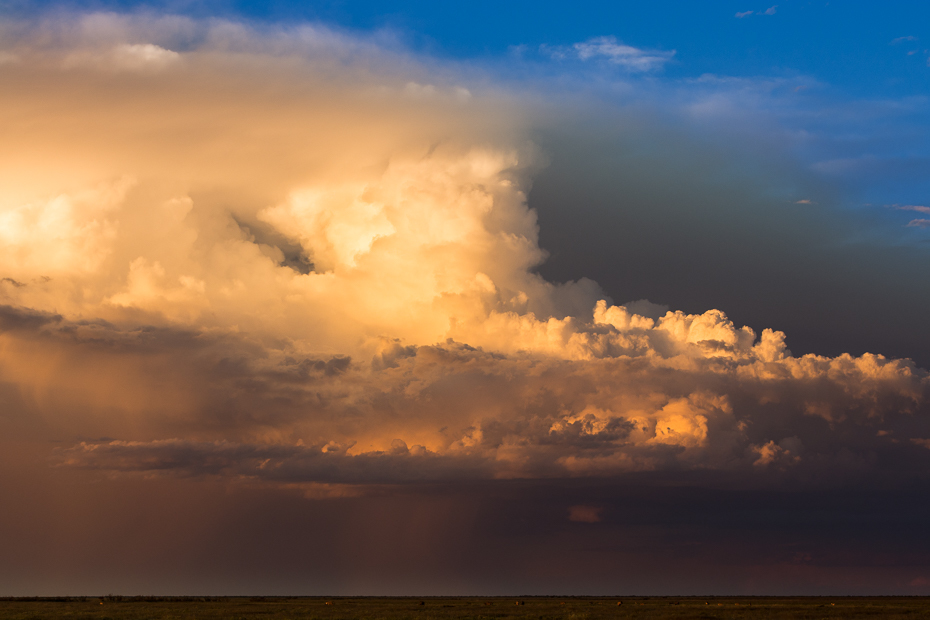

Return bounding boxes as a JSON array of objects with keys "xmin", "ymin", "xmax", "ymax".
[
  {"xmin": 568, "ymin": 505, "xmax": 603, "ymax": 523},
  {"xmin": 64, "ymin": 43, "xmax": 180, "ymax": 72},
  {"xmin": 736, "ymin": 6, "xmax": 776, "ymax": 18},
  {"xmin": 542, "ymin": 37, "xmax": 675, "ymax": 72},
  {"xmin": 894, "ymin": 205, "xmax": 930, "ymax": 214}
]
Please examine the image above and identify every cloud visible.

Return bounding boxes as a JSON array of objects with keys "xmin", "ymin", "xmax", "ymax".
[
  {"xmin": 736, "ymin": 7, "xmax": 775, "ymax": 18},
  {"xmin": 56, "ymin": 438, "xmax": 494, "ymax": 485},
  {"xmin": 0, "ymin": 13, "xmax": 925, "ymax": 496},
  {"xmin": 0, "ymin": 178, "xmax": 129, "ymax": 277},
  {"xmin": 63, "ymin": 43, "xmax": 181, "ymax": 71},
  {"xmin": 892, "ymin": 205, "xmax": 930, "ymax": 228},
  {"xmin": 16, "ymin": 299, "xmax": 927, "ymax": 489},
  {"xmin": 1, "ymin": 10, "xmax": 930, "ymax": 595},
  {"xmin": 892, "ymin": 36, "xmax": 918, "ymax": 44},
  {"xmin": 895, "ymin": 205, "xmax": 930, "ymax": 214},
  {"xmin": 543, "ymin": 37, "xmax": 675, "ymax": 72},
  {"xmin": 568, "ymin": 505, "xmax": 602, "ymax": 522}
]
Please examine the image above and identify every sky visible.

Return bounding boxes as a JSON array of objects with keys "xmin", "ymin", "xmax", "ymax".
[{"xmin": 0, "ymin": 0, "xmax": 929, "ymax": 596}]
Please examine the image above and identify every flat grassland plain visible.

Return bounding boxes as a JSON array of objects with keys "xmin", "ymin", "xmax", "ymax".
[{"xmin": 0, "ymin": 597, "xmax": 928, "ymax": 620}]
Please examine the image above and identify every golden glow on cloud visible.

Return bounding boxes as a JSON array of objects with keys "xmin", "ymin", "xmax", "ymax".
[{"xmin": 0, "ymin": 13, "xmax": 928, "ymax": 490}]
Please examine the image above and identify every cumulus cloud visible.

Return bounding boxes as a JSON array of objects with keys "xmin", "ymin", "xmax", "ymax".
[
  {"xmin": 0, "ymin": 178, "xmax": 128, "ymax": 276},
  {"xmin": 1, "ymin": 11, "xmax": 930, "ymax": 596},
  {"xmin": 0, "ymin": 12, "xmax": 928, "ymax": 502}
]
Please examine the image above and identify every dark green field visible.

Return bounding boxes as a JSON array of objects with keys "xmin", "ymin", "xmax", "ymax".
[{"xmin": 0, "ymin": 597, "xmax": 928, "ymax": 620}]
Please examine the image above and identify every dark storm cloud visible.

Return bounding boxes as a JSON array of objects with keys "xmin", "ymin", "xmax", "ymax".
[
  {"xmin": 29, "ymin": 306, "xmax": 930, "ymax": 490},
  {"xmin": 56, "ymin": 438, "xmax": 494, "ymax": 484},
  {"xmin": 0, "ymin": 304, "xmax": 61, "ymax": 331}
]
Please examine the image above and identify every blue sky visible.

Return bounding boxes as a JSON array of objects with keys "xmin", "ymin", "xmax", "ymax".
[
  {"xmin": 23, "ymin": 0, "xmax": 930, "ymax": 97},
  {"xmin": 277, "ymin": 0, "xmax": 930, "ymax": 100}
]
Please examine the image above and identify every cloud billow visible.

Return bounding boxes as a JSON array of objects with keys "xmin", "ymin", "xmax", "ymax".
[
  {"xmin": 0, "ymin": 13, "xmax": 927, "ymax": 490},
  {"xmin": 29, "ymin": 300, "xmax": 930, "ymax": 489}
]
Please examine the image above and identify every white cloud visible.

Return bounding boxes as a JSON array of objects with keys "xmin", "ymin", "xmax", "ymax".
[
  {"xmin": 544, "ymin": 37, "xmax": 675, "ymax": 72},
  {"xmin": 111, "ymin": 43, "xmax": 180, "ymax": 70},
  {"xmin": 736, "ymin": 7, "xmax": 776, "ymax": 18},
  {"xmin": 575, "ymin": 37, "xmax": 675, "ymax": 71}
]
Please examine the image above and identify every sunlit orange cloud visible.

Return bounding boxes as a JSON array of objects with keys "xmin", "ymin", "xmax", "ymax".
[{"xmin": 0, "ymin": 12, "xmax": 928, "ymax": 491}]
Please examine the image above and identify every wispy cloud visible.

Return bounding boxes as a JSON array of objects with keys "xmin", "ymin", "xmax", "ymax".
[
  {"xmin": 894, "ymin": 204, "xmax": 930, "ymax": 214},
  {"xmin": 542, "ymin": 36, "xmax": 675, "ymax": 72},
  {"xmin": 908, "ymin": 218, "xmax": 930, "ymax": 228},
  {"xmin": 736, "ymin": 6, "xmax": 776, "ymax": 18},
  {"xmin": 63, "ymin": 43, "xmax": 180, "ymax": 72},
  {"xmin": 891, "ymin": 36, "xmax": 918, "ymax": 44}
]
